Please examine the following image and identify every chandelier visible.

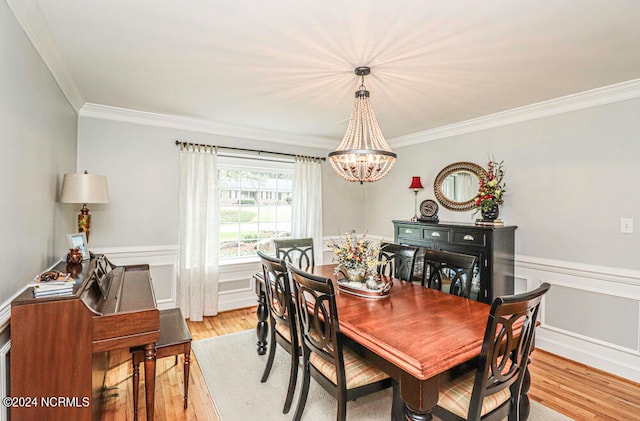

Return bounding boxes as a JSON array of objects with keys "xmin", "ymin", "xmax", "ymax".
[{"xmin": 329, "ymin": 66, "xmax": 397, "ymax": 184}]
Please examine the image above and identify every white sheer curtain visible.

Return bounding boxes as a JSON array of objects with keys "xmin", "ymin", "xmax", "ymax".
[
  {"xmin": 292, "ymin": 157, "xmax": 324, "ymax": 264},
  {"xmin": 178, "ymin": 144, "xmax": 219, "ymax": 321}
]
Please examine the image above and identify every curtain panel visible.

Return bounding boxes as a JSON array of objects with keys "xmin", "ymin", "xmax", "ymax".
[
  {"xmin": 178, "ymin": 145, "xmax": 219, "ymax": 321},
  {"xmin": 292, "ymin": 157, "xmax": 324, "ymax": 264}
]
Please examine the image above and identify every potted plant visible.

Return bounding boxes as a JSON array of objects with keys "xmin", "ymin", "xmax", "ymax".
[
  {"xmin": 474, "ymin": 159, "xmax": 506, "ymax": 220},
  {"xmin": 327, "ymin": 231, "xmax": 381, "ymax": 283}
]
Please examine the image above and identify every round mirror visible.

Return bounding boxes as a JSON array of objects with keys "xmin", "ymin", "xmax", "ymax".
[{"xmin": 434, "ymin": 162, "xmax": 488, "ymax": 211}]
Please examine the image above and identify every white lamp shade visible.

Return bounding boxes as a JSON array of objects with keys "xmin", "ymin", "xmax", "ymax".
[{"xmin": 60, "ymin": 173, "xmax": 110, "ymax": 204}]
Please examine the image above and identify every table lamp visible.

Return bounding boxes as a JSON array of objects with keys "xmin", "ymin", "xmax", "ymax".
[
  {"xmin": 409, "ymin": 176, "xmax": 424, "ymax": 222},
  {"xmin": 60, "ymin": 171, "xmax": 109, "ymax": 242}
]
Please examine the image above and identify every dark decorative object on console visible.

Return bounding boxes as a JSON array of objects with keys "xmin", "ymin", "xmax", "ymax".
[
  {"xmin": 480, "ymin": 203, "xmax": 500, "ymax": 221},
  {"xmin": 393, "ymin": 220, "xmax": 516, "ymax": 304},
  {"xmin": 473, "ymin": 158, "xmax": 506, "ymax": 222},
  {"xmin": 418, "ymin": 199, "xmax": 439, "ymax": 222}
]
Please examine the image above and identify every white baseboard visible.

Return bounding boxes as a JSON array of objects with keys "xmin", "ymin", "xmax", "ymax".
[
  {"xmin": 218, "ymin": 296, "xmax": 259, "ymax": 313},
  {"xmin": 536, "ymin": 330, "xmax": 640, "ymax": 383}
]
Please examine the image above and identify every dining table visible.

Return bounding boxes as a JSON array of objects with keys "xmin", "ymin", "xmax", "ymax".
[{"xmin": 254, "ymin": 263, "xmax": 530, "ymax": 420}]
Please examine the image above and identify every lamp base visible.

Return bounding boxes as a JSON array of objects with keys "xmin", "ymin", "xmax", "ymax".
[
  {"xmin": 410, "ymin": 215, "xmax": 419, "ymax": 222},
  {"xmin": 78, "ymin": 204, "xmax": 91, "ymax": 242}
]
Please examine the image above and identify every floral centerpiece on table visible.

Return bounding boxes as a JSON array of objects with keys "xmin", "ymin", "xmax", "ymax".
[
  {"xmin": 474, "ymin": 159, "xmax": 506, "ymax": 219},
  {"xmin": 327, "ymin": 231, "xmax": 381, "ymax": 283}
]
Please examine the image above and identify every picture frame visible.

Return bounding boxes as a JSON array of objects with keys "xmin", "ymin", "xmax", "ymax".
[{"xmin": 67, "ymin": 232, "xmax": 90, "ymax": 260}]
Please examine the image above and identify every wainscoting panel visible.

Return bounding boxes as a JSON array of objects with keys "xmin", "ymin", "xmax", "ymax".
[
  {"xmin": 516, "ymin": 255, "xmax": 640, "ymax": 383},
  {"xmin": 218, "ymin": 260, "xmax": 261, "ymax": 312},
  {"xmin": 545, "ymin": 284, "xmax": 639, "ymax": 350}
]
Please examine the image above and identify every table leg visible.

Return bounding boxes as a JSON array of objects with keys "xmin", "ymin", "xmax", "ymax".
[
  {"xmin": 403, "ymin": 406, "xmax": 433, "ymax": 421},
  {"xmin": 398, "ymin": 374, "xmax": 438, "ymax": 421},
  {"xmin": 391, "ymin": 381, "xmax": 404, "ymax": 421},
  {"xmin": 256, "ymin": 289, "xmax": 268, "ymax": 355},
  {"xmin": 144, "ymin": 343, "xmax": 157, "ymax": 421}
]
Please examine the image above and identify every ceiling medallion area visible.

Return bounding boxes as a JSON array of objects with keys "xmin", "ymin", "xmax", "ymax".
[{"xmin": 328, "ymin": 66, "xmax": 397, "ymax": 184}]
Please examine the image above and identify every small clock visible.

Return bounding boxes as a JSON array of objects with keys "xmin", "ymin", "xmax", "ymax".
[{"xmin": 419, "ymin": 199, "xmax": 439, "ymax": 222}]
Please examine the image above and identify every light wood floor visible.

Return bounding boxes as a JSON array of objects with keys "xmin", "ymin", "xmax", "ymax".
[{"xmin": 101, "ymin": 306, "xmax": 640, "ymax": 421}]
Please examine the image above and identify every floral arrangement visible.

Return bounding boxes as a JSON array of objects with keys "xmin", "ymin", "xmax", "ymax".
[
  {"xmin": 327, "ymin": 231, "xmax": 381, "ymax": 281},
  {"xmin": 474, "ymin": 159, "xmax": 506, "ymax": 213}
]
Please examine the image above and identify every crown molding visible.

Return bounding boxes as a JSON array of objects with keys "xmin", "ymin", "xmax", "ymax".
[
  {"xmin": 390, "ymin": 78, "xmax": 640, "ymax": 148},
  {"xmin": 6, "ymin": 0, "xmax": 84, "ymax": 112},
  {"xmin": 11, "ymin": 0, "xmax": 640, "ymax": 148},
  {"xmin": 79, "ymin": 103, "xmax": 338, "ymax": 149}
]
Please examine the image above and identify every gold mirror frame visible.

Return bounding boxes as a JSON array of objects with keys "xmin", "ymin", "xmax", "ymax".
[{"xmin": 433, "ymin": 162, "xmax": 488, "ymax": 211}]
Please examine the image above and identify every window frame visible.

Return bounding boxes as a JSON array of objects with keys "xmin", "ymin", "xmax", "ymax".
[{"xmin": 217, "ymin": 155, "xmax": 294, "ymax": 262}]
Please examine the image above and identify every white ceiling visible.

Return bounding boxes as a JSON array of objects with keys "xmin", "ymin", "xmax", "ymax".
[{"xmin": 11, "ymin": 0, "xmax": 640, "ymax": 147}]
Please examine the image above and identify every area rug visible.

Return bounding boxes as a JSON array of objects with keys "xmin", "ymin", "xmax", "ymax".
[{"xmin": 192, "ymin": 330, "xmax": 572, "ymax": 421}]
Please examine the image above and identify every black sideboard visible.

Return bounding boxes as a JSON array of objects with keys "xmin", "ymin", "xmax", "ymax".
[{"xmin": 392, "ymin": 220, "xmax": 516, "ymax": 304}]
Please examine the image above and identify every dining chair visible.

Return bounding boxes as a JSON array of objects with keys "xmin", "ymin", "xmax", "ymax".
[
  {"xmin": 256, "ymin": 250, "xmax": 299, "ymax": 414},
  {"xmin": 273, "ymin": 237, "xmax": 315, "ymax": 268},
  {"xmin": 422, "ymin": 249, "xmax": 477, "ymax": 298},
  {"xmin": 378, "ymin": 242, "xmax": 419, "ymax": 282},
  {"xmin": 286, "ymin": 262, "xmax": 393, "ymax": 421},
  {"xmin": 130, "ymin": 307, "xmax": 192, "ymax": 421},
  {"xmin": 433, "ymin": 282, "xmax": 551, "ymax": 421}
]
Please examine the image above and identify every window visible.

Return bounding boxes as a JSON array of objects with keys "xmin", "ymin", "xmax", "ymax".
[{"xmin": 218, "ymin": 156, "xmax": 293, "ymax": 260}]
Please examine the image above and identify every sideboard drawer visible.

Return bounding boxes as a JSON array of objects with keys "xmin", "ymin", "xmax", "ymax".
[
  {"xmin": 452, "ymin": 231, "xmax": 486, "ymax": 247},
  {"xmin": 423, "ymin": 227, "xmax": 450, "ymax": 243},
  {"xmin": 396, "ymin": 225, "xmax": 422, "ymax": 240}
]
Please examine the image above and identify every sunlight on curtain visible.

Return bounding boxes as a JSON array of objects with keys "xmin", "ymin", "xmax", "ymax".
[
  {"xmin": 292, "ymin": 157, "xmax": 324, "ymax": 264},
  {"xmin": 178, "ymin": 145, "xmax": 219, "ymax": 321}
]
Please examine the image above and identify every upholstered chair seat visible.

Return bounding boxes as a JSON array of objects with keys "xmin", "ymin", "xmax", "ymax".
[
  {"xmin": 438, "ymin": 370, "xmax": 511, "ymax": 419},
  {"xmin": 309, "ymin": 346, "xmax": 390, "ymax": 389}
]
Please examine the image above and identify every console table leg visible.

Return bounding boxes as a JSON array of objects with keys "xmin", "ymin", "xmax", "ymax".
[{"xmin": 256, "ymin": 290, "xmax": 268, "ymax": 355}]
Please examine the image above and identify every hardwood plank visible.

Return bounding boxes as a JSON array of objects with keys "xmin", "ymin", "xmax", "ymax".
[{"xmin": 100, "ymin": 306, "xmax": 640, "ymax": 421}]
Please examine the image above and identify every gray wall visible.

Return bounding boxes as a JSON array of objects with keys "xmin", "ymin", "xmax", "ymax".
[
  {"xmin": 367, "ymin": 97, "xmax": 640, "ymax": 270},
  {"xmin": 77, "ymin": 116, "xmax": 365, "ymax": 248},
  {"xmin": 0, "ymin": 1, "xmax": 77, "ymax": 303}
]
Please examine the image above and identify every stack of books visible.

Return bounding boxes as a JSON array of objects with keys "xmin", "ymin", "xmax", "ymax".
[
  {"xmin": 475, "ymin": 218, "xmax": 505, "ymax": 226},
  {"xmin": 29, "ymin": 271, "xmax": 75, "ymax": 298}
]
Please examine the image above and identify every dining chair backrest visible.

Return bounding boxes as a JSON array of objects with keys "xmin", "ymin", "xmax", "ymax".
[
  {"xmin": 287, "ymin": 263, "xmax": 342, "ymax": 373},
  {"xmin": 274, "ymin": 238, "xmax": 315, "ymax": 269},
  {"xmin": 466, "ymin": 282, "xmax": 550, "ymax": 420},
  {"xmin": 378, "ymin": 242, "xmax": 419, "ymax": 282},
  {"xmin": 423, "ymin": 249, "xmax": 477, "ymax": 298},
  {"xmin": 257, "ymin": 250, "xmax": 297, "ymax": 337}
]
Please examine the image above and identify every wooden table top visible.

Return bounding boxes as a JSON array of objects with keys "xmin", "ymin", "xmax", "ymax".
[{"xmin": 308, "ymin": 264, "xmax": 491, "ymax": 381}]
